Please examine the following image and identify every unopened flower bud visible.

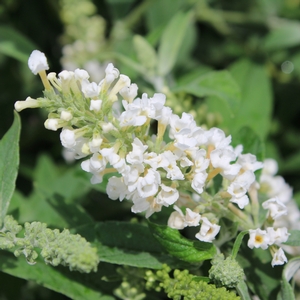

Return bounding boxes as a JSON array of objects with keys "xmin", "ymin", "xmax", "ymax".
[
  {"xmin": 28, "ymin": 50, "xmax": 49, "ymax": 75},
  {"xmin": 44, "ymin": 119, "xmax": 66, "ymax": 131},
  {"xmin": 14, "ymin": 97, "xmax": 40, "ymax": 112},
  {"xmin": 60, "ymin": 110, "xmax": 73, "ymax": 121}
]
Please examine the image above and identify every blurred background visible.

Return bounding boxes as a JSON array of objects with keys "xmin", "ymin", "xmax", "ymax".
[{"xmin": 1, "ymin": 0, "xmax": 300, "ymax": 297}]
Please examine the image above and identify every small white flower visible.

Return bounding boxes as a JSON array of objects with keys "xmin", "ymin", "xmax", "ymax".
[
  {"xmin": 156, "ymin": 106, "xmax": 173, "ymax": 125},
  {"xmin": 248, "ymin": 228, "xmax": 270, "ymax": 250},
  {"xmin": 168, "ymin": 206, "xmax": 185, "ymax": 229},
  {"xmin": 122, "ymin": 164, "xmax": 144, "ymax": 192},
  {"xmin": 169, "ymin": 113, "xmax": 196, "ymax": 138},
  {"xmin": 81, "ymin": 153, "xmax": 107, "ymax": 173},
  {"xmin": 195, "ymin": 217, "xmax": 220, "ymax": 243},
  {"xmin": 192, "ymin": 149, "xmax": 209, "ymax": 173},
  {"xmin": 107, "ymin": 176, "xmax": 127, "ymax": 201},
  {"xmin": 260, "ymin": 174, "xmax": 293, "ymax": 204},
  {"xmin": 143, "ymin": 152, "xmax": 160, "ymax": 169},
  {"xmin": 237, "ymin": 153, "xmax": 264, "ymax": 173},
  {"xmin": 210, "ymin": 148, "xmax": 241, "ymax": 180},
  {"xmin": 262, "ymin": 158, "xmax": 278, "ymax": 176},
  {"xmin": 159, "ymin": 151, "xmax": 184, "ymax": 180},
  {"xmin": 108, "ymin": 74, "xmax": 131, "ymax": 102},
  {"xmin": 156, "ymin": 184, "xmax": 179, "ymax": 206},
  {"xmin": 58, "ymin": 70, "xmax": 74, "ymax": 82},
  {"xmin": 119, "ymin": 83, "xmax": 138, "ymax": 102},
  {"xmin": 267, "ymin": 227, "xmax": 290, "ymax": 245},
  {"xmin": 126, "ymin": 138, "xmax": 148, "ymax": 165},
  {"xmin": 60, "ymin": 129, "xmax": 76, "ymax": 148},
  {"xmin": 137, "ymin": 169, "xmax": 160, "ymax": 198},
  {"xmin": 204, "ymin": 127, "xmax": 231, "ymax": 149},
  {"xmin": 81, "ymin": 81, "xmax": 101, "ymax": 98},
  {"xmin": 28, "ymin": 50, "xmax": 49, "ymax": 75},
  {"xmin": 90, "ymin": 99, "xmax": 102, "ymax": 112},
  {"xmin": 262, "ymin": 197, "xmax": 287, "ymax": 220},
  {"xmin": 227, "ymin": 170, "xmax": 256, "ymax": 209},
  {"xmin": 105, "ymin": 63, "xmax": 119, "ymax": 84},
  {"xmin": 184, "ymin": 208, "xmax": 201, "ymax": 227},
  {"xmin": 119, "ymin": 110, "xmax": 147, "ymax": 127},
  {"xmin": 191, "ymin": 171, "xmax": 208, "ymax": 194},
  {"xmin": 74, "ymin": 68, "xmax": 90, "ymax": 81},
  {"xmin": 230, "ymin": 195, "xmax": 250, "ymax": 210},
  {"xmin": 271, "ymin": 248, "xmax": 288, "ymax": 267}
]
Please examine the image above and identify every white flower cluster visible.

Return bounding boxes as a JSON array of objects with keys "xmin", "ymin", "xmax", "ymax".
[
  {"xmin": 245, "ymin": 159, "xmax": 296, "ymax": 266},
  {"xmin": 15, "ymin": 51, "xmax": 296, "ymax": 266}
]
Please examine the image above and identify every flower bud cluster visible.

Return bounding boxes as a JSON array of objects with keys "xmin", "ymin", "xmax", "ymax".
[
  {"xmin": 145, "ymin": 264, "xmax": 240, "ymax": 300},
  {"xmin": 209, "ymin": 254, "xmax": 244, "ymax": 288},
  {"xmin": 15, "ymin": 50, "xmax": 296, "ymax": 267},
  {"xmin": 0, "ymin": 215, "xmax": 99, "ymax": 273}
]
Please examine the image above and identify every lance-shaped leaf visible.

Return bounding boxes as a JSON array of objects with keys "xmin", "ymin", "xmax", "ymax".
[
  {"xmin": 0, "ymin": 251, "xmax": 116, "ymax": 300},
  {"xmin": 148, "ymin": 221, "xmax": 216, "ymax": 263},
  {"xmin": 158, "ymin": 11, "xmax": 192, "ymax": 76},
  {"xmin": 76, "ymin": 221, "xmax": 195, "ymax": 270},
  {"xmin": 0, "ymin": 112, "xmax": 21, "ymax": 226},
  {"xmin": 0, "ymin": 26, "xmax": 36, "ymax": 62},
  {"xmin": 277, "ymin": 257, "xmax": 300, "ymax": 300}
]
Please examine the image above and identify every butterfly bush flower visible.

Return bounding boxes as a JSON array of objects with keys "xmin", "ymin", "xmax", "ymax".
[
  {"xmin": 271, "ymin": 247, "xmax": 288, "ymax": 267},
  {"xmin": 196, "ymin": 217, "xmax": 221, "ymax": 243},
  {"xmin": 16, "ymin": 50, "xmax": 298, "ymax": 267},
  {"xmin": 248, "ymin": 229, "xmax": 270, "ymax": 250}
]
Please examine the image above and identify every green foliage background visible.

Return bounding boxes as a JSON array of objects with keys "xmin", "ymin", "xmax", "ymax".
[{"xmin": 1, "ymin": 0, "xmax": 300, "ymax": 299}]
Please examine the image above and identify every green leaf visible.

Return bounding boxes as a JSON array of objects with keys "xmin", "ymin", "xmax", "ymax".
[
  {"xmin": 173, "ymin": 70, "xmax": 241, "ymax": 116},
  {"xmin": 283, "ymin": 257, "xmax": 300, "ymax": 282},
  {"xmin": 277, "ymin": 257, "xmax": 300, "ymax": 300},
  {"xmin": 264, "ymin": 23, "xmax": 300, "ymax": 51},
  {"xmin": 145, "ymin": 0, "xmax": 186, "ymax": 31},
  {"xmin": 237, "ymin": 246, "xmax": 281, "ymax": 300},
  {"xmin": 158, "ymin": 11, "xmax": 192, "ymax": 76},
  {"xmin": 148, "ymin": 221, "xmax": 216, "ymax": 263},
  {"xmin": 236, "ymin": 280, "xmax": 252, "ymax": 300},
  {"xmin": 133, "ymin": 35, "xmax": 157, "ymax": 74},
  {"xmin": 283, "ymin": 230, "xmax": 300, "ymax": 246},
  {"xmin": 76, "ymin": 221, "xmax": 194, "ymax": 270},
  {"xmin": 0, "ymin": 251, "xmax": 116, "ymax": 300},
  {"xmin": 278, "ymin": 278, "xmax": 295, "ymax": 300},
  {"xmin": 0, "ymin": 26, "xmax": 36, "ymax": 62},
  {"xmin": 229, "ymin": 59, "xmax": 273, "ymax": 139},
  {"xmin": 232, "ymin": 127, "xmax": 264, "ymax": 161},
  {"xmin": 231, "ymin": 231, "xmax": 248, "ymax": 259},
  {"xmin": 9, "ymin": 155, "xmax": 93, "ymax": 228},
  {"xmin": 0, "ymin": 112, "xmax": 21, "ymax": 226}
]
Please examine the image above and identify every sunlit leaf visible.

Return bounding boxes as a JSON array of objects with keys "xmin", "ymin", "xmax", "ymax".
[
  {"xmin": 229, "ymin": 59, "xmax": 273, "ymax": 139},
  {"xmin": 173, "ymin": 70, "xmax": 240, "ymax": 116},
  {"xmin": 264, "ymin": 23, "xmax": 300, "ymax": 51}
]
